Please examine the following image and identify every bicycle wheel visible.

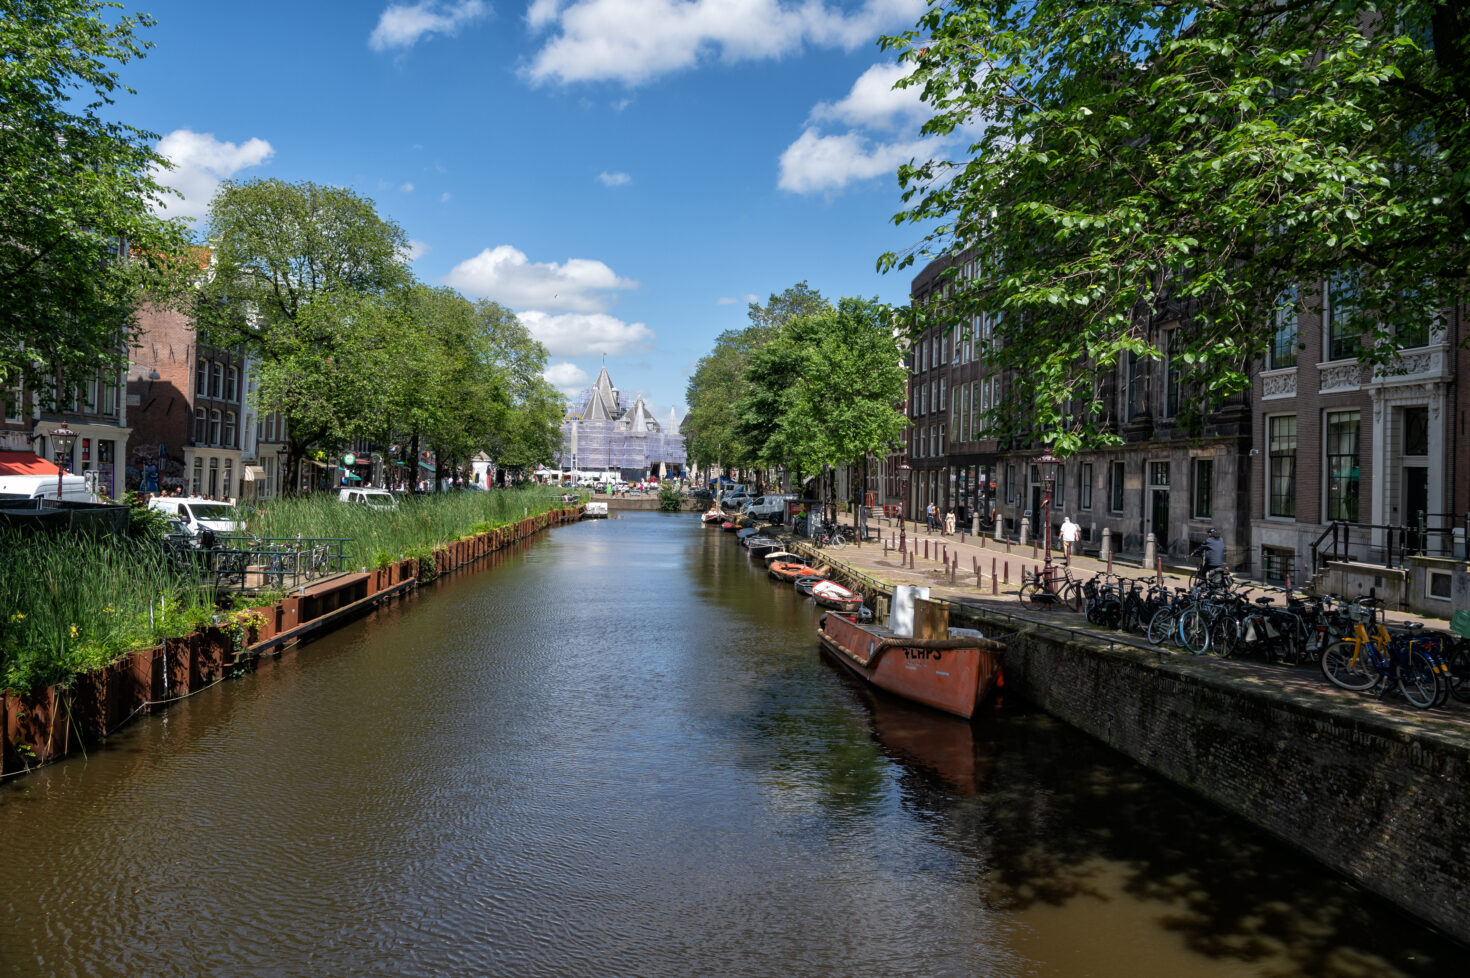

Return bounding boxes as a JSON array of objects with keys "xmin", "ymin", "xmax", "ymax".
[
  {"xmin": 1018, "ymin": 581, "xmax": 1042, "ymax": 603},
  {"xmin": 1146, "ymin": 607, "xmax": 1176, "ymax": 647},
  {"xmin": 1396, "ymin": 649, "xmax": 1443, "ymax": 709},
  {"xmin": 1208, "ymin": 615, "xmax": 1240, "ymax": 658},
  {"xmin": 1320, "ymin": 640, "xmax": 1378, "ymax": 692},
  {"xmin": 1178, "ymin": 609, "xmax": 1210, "ymax": 654},
  {"xmin": 1448, "ymin": 646, "xmax": 1470, "ymax": 703},
  {"xmin": 1120, "ymin": 596, "xmax": 1142, "ymax": 634}
]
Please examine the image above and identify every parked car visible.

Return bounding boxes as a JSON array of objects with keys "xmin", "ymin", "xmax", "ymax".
[
  {"xmin": 338, "ymin": 487, "xmax": 399, "ymax": 508},
  {"xmin": 147, "ymin": 496, "xmax": 244, "ymax": 539},
  {"xmin": 739, "ymin": 494, "xmax": 794, "ymax": 520}
]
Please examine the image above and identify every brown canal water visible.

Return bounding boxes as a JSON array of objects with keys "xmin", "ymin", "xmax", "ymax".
[{"xmin": 1, "ymin": 512, "xmax": 1464, "ymax": 977}]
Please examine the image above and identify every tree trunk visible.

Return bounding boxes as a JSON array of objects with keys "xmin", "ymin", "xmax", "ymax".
[{"xmin": 409, "ymin": 431, "xmax": 421, "ymax": 493}]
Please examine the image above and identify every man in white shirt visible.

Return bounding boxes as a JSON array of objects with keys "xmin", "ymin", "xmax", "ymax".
[{"xmin": 1059, "ymin": 515, "xmax": 1081, "ymax": 563}]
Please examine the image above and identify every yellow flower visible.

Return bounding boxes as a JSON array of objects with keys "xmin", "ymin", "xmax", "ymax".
[
  {"xmin": 10, "ymin": 612, "xmax": 23, "ymax": 622},
  {"xmin": 69, "ymin": 623, "xmax": 79, "ymax": 638}
]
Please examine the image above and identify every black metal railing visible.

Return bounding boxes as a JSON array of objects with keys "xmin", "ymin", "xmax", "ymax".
[
  {"xmin": 164, "ymin": 536, "xmax": 354, "ymax": 592},
  {"xmin": 1311, "ymin": 514, "xmax": 1466, "ymax": 575}
]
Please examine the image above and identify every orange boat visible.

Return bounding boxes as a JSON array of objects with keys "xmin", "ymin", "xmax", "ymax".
[
  {"xmin": 769, "ymin": 560, "xmax": 822, "ymax": 582},
  {"xmin": 816, "ymin": 613, "xmax": 1004, "ymax": 720}
]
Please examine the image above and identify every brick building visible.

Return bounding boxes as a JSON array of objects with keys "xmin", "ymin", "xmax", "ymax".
[
  {"xmin": 126, "ymin": 304, "xmax": 252, "ymax": 499},
  {"xmin": 909, "ymin": 252, "xmax": 1253, "ymax": 565},
  {"xmin": 1250, "ymin": 286, "xmax": 1461, "ymax": 585},
  {"xmin": 2, "ymin": 363, "xmax": 130, "ymax": 497}
]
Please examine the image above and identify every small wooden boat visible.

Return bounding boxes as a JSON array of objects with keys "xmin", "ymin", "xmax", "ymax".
[
  {"xmin": 746, "ymin": 538, "xmax": 783, "ymax": 559},
  {"xmin": 794, "ymin": 574, "xmax": 822, "ymax": 596},
  {"xmin": 811, "ymin": 579, "xmax": 863, "ymax": 613},
  {"xmin": 762, "ymin": 550, "xmax": 797, "ymax": 565},
  {"xmin": 736, "ymin": 526, "xmax": 761, "ymax": 541},
  {"xmin": 816, "ymin": 613, "xmax": 1004, "ymax": 720},
  {"xmin": 721, "ymin": 521, "xmax": 738, "ymax": 532},
  {"xmin": 701, "ymin": 509, "xmax": 725, "ymax": 524},
  {"xmin": 770, "ymin": 560, "xmax": 822, "ymax": 582}
]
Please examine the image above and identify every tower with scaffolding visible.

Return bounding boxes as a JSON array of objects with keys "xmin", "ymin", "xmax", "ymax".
[{"xmin": 557, "ymin": 364, "xmax": 686, "ymax": 481}]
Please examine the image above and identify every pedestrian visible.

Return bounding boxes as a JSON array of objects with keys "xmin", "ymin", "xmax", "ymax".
[
  {"xmin": 926, "ymin": 501, "xmax": 937, "ymax": 532},
  {"xmin": 1059, "ymin": 515, "xmax": 1080, "ymax": 563},
  {"xmin": 944, "ymin": 508, "xmax": 956, "ymax": 537}
]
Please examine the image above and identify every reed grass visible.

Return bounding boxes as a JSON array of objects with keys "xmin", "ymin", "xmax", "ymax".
[
  {"xmin": 245, "ymin": 487, "xmax": 578, "ymax": 570},
  {"xmin": 0, "ymin": 531, "xmax": 215, "ymax": 692}
]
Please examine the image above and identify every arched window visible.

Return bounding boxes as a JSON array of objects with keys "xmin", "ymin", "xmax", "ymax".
[
  {"xmin": 226, "ymin": 365, "xmax": 238, "ymax": 401},
  {"xmin": 211, "ymin": 361, "xmax": 223, "ymax": 398},
  {"xmin": 209, "ymin": 409, "xmax": 221, "ymax": 446},
  {"xmin": 194, "ymin": 407, "xmax": 207, "ymax": 443},
  {"xmin": 223, "ymin": 411, "xmax": 236, "ymax": 448}
]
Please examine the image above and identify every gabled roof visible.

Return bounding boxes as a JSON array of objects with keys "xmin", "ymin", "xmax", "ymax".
[
  {"xmin": 623, "ymin": 394, "xmax": 658, "ymax": 433},
  {"xmin": 582, "ymin": 363, "xmax": 620, "ymax": 421}
]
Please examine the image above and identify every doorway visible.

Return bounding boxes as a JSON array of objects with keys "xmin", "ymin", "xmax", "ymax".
[
  {"xmin": 1404, "ymin": 466, "xmax": 1428, "ymax": 551},
  {"xmin": 1150, "ymin": 489, "xmax": 1170, "ymax": 552}
]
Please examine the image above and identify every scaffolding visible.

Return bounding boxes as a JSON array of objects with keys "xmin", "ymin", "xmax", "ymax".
[{"xmin": 556, "ymin": 366, "xmax": 686, "ymax": 474}]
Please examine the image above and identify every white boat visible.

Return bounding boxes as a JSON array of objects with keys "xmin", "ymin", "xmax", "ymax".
[{"xmin": 584, "ymin": 501, "xmax": 609, "ymax": 518}]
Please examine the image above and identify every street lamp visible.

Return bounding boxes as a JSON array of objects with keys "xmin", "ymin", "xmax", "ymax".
[
  {"xmin": 1035, "ymin": 453, "xmax": 1060, "ymax": 589},
  {"xmin": 51, "ymin": 423, "xmax": 78, "ymax": 502},
  {"xmin": 898, "ymin": 462, "xmax": 911, "ymax": 555}
]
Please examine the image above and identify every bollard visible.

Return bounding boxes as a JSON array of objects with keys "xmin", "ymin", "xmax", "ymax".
[
  {"xmin": 1019, "ymin": 517, "xmax": 1031, "ymax": 547},
  {"xmin": 1100, "ymin": 527, "xmax": 1113, "ymax": 566},
  {"xmin": 924, "ymin": 540, "xmax": 930, "ymax": 560},
  {"xmin": 1107, "ymin": 551, "xmax": 1113, "ymax": 575},
  {"xmin": 992, "ymin": 557, "xmax": 999, "ymax": 594},
  {"xmin": 961, "ymin": 531, "xmax": 966, "ymax": 544},
  {"xmin": 1004, "ymin": 561, "xmax": 1009, "ymax": 584},
  {"xmin": 1032, "ymin": 539, "xmax": 1038, "ymax": 558},
  {"xmin": 1005, "ymin": 537, "xmax": 1011, "ymax": 554},
  {"xmin": 942, "ymin": 543, "xmax": 948, "ymax": 563},
  {"xmin": 1156, "ymin": 554, "xmax": 1164, "ymax": 587},
  {"xmin": 972, "ymin": 555, "xmax": 978, "ymax": 575},
  {"xmin": 1286, "ymin": 572, "xmax": 1293, "ymax": 590},
  {"xmin": 1143, "ymin": 532, "xmax": 1157, "ymax": 572}
]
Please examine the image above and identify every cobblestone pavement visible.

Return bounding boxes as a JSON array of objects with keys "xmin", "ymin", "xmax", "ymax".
[{"xmin": 745, "ymin": 512, "xmax": 1470, "ymax": 731}]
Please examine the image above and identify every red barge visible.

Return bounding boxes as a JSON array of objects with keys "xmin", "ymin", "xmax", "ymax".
[{"xmin": 816, "ymin": 612, "xmax": 1004, "ymax": 720}]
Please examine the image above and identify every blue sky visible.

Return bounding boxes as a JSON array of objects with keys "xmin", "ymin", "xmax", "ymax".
[{"xmin": 117, "ymin": 0, "xmax": 947, "ymax": 422}]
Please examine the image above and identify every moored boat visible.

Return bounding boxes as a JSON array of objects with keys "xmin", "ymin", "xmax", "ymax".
[
  {"xmin": 770, "ymin": 560, "xmax": 823, "ymax": 582},
  {"xmin": 794, "ymin": 574, "xmax": 821, "ymax": 596},
  {"xmin": 736, "ymin": 526, "xmax": 761, "ymax": 541},
  {"xmin": 815, "ymin": 613, "xmax": 1003, "ymax": 720},
  {"xmin": 721, "ymin": 521, "xmax": 738, "ymax": 531},
  {"xmin": 810, "ymin": 579, "xmax": 863, "ymax": 613},
  {"xmin": 701, "ymin": 508, "xmax": 725, "ymax": 524},
  {"xmin": 746, "ymin": 538, "xmax": 783, "ymax": 559},
  {"xmin": 762, "ymin": 550, "xmax": 797, "ymax": 565}
]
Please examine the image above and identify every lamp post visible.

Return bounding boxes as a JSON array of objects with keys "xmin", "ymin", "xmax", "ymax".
[
  {"xmin": 1035, "ymin": 453, "xmax": 1059, "ymax": 589},
  {"xmin": 898, "ymin": 463, "xmax": 911, "ymax": 554},
  {"xmin": 51, "ymin": 423, "xmax": 78, "ymax": 502}
]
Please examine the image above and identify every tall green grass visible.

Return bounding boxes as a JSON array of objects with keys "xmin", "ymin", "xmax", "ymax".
[
  {"xmin": 0, "ymin": 531, "xmax": 215, "ymax": 692},
  {"xmin": 246, "ymin": 488, "xmax": 580, "ymax": 570}
]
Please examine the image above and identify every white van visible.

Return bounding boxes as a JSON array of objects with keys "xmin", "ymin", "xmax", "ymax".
[
  {"xmin": 147, "ymin": 497, "xmax": 243, "ymax": 538},
  {"xmin": 0, "ymin": 473, "xmax": 99, "ymax": 504},
  {"xmin": 740, "ymin": 494, "xmax": 794, "ymax": 520},
  {"xmin": 338, "ymin": 487, "xmax": 398, "ymax": 509}
]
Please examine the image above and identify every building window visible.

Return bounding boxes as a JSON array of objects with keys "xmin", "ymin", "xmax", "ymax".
[
  {"xmin": 209, "ymin": 361, "xmax": 222, "ymax": 398},
  {"xmin": 939, "ymin": 377, "xmax": 947, "ymax": 411},
  {"xmin": 191, "ymin": 457, "xmax": 203, "ymax": 496},
  {"xmin": 1162, "ymin": 332, "xmax": 1180, "ymax": 418},
  {"xmin": 1270, "ymin": 286, "xmax": 1298, "ymax": 368},
  {"xmin": 224, "ymin": 411, "xmax": 237, "ymax": 448},
  {"xmin": 209, "ymin": 409, "xmax": 222, "ymax": 446},
  {"xmin": 1261, "ymin": 547, "xmax": 1293, "ymax": 585},
  {"xmin": 1054, "ymin": 465, "xmax": 1065, "ymax": 509},
  {"xmin": 1124, "ymin": 353, "xmax": 1142, "ymax": 421},
  {"xmin": 1268, "ymin": 416, "xmax": 1297, "ymax": 518},
  {"xmin": 196, "ymin": 358, "xmax": 208, "ymax": 396},
  {"xmin": 1326, "ymin": 275, "xmax": 1361, "ymax": 361},
  {"xmin": 1109, "ymin": 461, "xmax": 1125, "ymax": 512},
  {"xmin": 101, "ymin": 377, "xmax": 118, "ymax": 416},
  {"xmin": 1402, "ymin": 406, "xmax": 1428, "ymax": 456},
  {"xmin": 1081, "ymin": 462, "xmax": 1093, "ymax": 510},
  {"xmin": 1005, "ymin": 464, "xmax": 1014, "ymax": 505},
  {"xmin": 1325, "ymin": 410, "xmax": 1360, "ymax": 522},
  {"xmin": 1148, "ymin": 460, "xmax": 1170, "ymax": 487},
  {"xmin": 194, "ymin": 407, "xmax": 208, "ymax": 444},
  {"xmin": 227, "ymin": 365, "xmax": 239, "ymax": 402},
  {"xmin": 1192, "ymin": 458, "xmax": 1213, "ymax": 519},
  {"xmin": 223, "ymin": 459, "xmax": 233, "ymax": 500},
  {"xmin": 208, "ymin": 457, "xmax": 219, "ymax": 497}
]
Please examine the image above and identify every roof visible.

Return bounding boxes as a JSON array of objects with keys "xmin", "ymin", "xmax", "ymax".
[{"xmin": 0, "ymin": 451, "xmax": 60, "ymax": 476}]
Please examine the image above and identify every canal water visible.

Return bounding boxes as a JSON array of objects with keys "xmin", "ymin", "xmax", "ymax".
[{"xmin": 1, "ymin": 512, "xmax": 1463, "ymax": 976}]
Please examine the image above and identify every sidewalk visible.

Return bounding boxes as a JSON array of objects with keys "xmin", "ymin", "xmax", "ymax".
[{"xmin": 825, "ymin": 511, "xmax": 1453, "ymax": 632}]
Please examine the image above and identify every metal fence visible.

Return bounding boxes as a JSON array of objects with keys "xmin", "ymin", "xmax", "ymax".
[{"xmin": 164, "ymin": 535, "xmax": 354, "ymax": 592}]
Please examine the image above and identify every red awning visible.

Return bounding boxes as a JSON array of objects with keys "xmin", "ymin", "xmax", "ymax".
[{"xmin": 0, "ymin": 450, "xmax": 60, "ymax": 476}]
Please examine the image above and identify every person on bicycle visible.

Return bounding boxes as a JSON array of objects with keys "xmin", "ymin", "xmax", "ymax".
[{"xmin": 1191, "ymin": 529, "xmax": 1228, "ymax": 583}]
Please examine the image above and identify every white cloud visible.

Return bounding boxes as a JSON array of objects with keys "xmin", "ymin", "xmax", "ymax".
[
  {"xmin": 150, "ymin": 129, "xmax": 274, "ymax": 221},
  {"xmin": 369, "ymin": 0, "xmax": 489, "ymax": 52},
  {"xmin": 443, "ymin": 244, "xmax": 637, "ymax": 313},
  {"xmin": 525, "ymin": 0, "xmax": 925, "ymax": 86},
  {"xmin": 597, "ymin": 171, "xmax": 631, "ymax": 187},
  {"xmin": 518, "ymin": 311, "xmax": 654, "ymax": 357},
  {"xmin": 779, "ymin": 128, "xmax": 941, "ymax": 194},
  {"xmin": 401, "ymin": 182, "xmax": 415, "ymax": 192},
  {"xmin": 810, "ymin": 61, "xmax": 926, "ymax": 131},
  {"xmin": 402, "ymin": 239, "xmax": 430, "ymax": 261},
  {"xmin": 542, "ymin": 361, "xmax": 590, "ymax": 395},
  {"xmin": 441, "ymin": 191, "xmax": 452, "ymax": 202},
  {"xmin": 715, "ymin": 296, "xmax": 736, "ymax": 305}
]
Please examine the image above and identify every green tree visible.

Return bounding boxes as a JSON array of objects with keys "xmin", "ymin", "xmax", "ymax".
[
  {"xmin": 197, "ymin": 178, "xmax": 410, "ymax": 488},
  {"xmin": 0, "ymin": 0, "xmax": 189, "ymax": 404},
  {"xmin": 684, "ymin": 282, "xmax": 830, "ymax": 476},
  {"xmin": 881, "ymin": 0, "xmax": 1470, "ymax": 453}
]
